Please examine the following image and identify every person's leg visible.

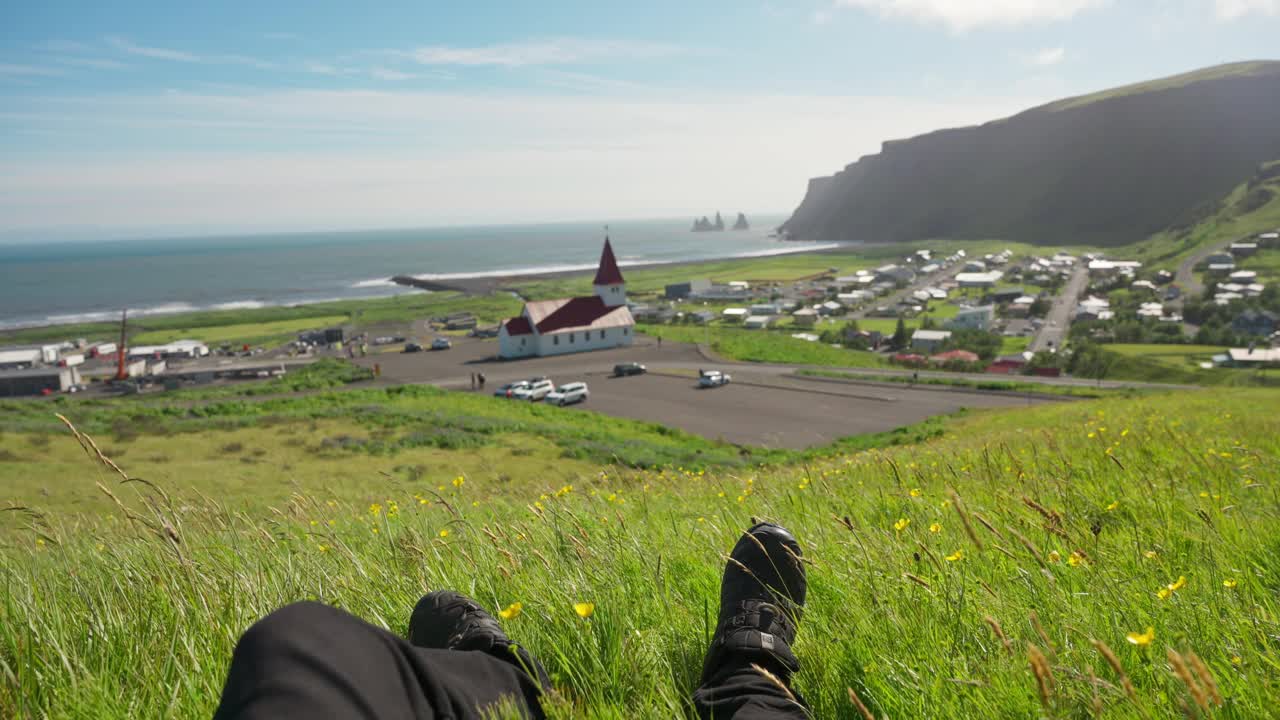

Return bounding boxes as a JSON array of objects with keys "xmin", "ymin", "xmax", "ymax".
[
  {"xmin": 213, "ymin": 600, "xmax": 546, "ymax": 720},
  {"xmin": 693, "ymin": 522, "xmax": 810, "ymax": 720}
]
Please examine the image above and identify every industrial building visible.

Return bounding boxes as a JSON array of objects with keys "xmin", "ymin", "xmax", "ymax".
[{"xmin": 0, "ymin": 367, "xmax": 82, "ymax": 397}]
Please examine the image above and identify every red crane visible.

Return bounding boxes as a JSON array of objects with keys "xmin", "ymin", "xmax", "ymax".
[{"xmin": 114, "ymin": 309, "xmax": 129, "ymax": 381}]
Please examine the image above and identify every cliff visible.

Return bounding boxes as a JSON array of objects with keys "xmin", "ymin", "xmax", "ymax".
[{"xmin": 781, "ymin": 61, "xmax": 1280, "ymax": 247}]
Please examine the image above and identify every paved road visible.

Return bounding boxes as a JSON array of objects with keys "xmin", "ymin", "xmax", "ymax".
[
  {"xmin": 353, "ymin": 335, "xmax": 1194, "ymax": 449},
  {"xmin": 1175, "ymin": 237, "xmax": 1235, "ymax": 303},
  {"xmin": 1029, "ymin": 266, "xmax": 1088, "ymax": 353},
  {"xmin": 849, "ymin": 264, "xmax": 962, "ymax": 320}
]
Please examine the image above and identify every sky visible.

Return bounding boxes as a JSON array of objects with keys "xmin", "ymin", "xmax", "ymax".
[{"xmin": 1, "ymin": 0, "xmax": 1278, "ymax": 242}]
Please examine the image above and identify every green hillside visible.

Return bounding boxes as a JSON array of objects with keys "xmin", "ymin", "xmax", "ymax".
[{"xmin": 4, "ymin": 386, "xmax": 1279, "ymax": 718}]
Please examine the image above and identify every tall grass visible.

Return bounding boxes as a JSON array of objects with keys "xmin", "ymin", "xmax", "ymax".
[{"xmin": 3, "ymin": 388, "xmax": 1278, "ymax": 718}]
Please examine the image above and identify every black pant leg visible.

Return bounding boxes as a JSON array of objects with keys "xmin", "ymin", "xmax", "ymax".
[
  {"xmin": 693, "ymin": 660, "xmax": 809, "ymax": 720},
  {"xmin": 213, "ymin": 601, "xmax": 544, "ymax": 720}
]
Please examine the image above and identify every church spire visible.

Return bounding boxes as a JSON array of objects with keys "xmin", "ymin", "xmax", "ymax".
[{"xmin": 593, "ymin": 236, "xmax": 624, "ymax": 286}]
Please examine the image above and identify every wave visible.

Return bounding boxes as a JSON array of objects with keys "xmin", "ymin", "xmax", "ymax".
[
  {"xmin": 350, "ymin": 278, "xmax": 396, "ymax": 289},
  {"xmin": 210, "ymin": 300, "xmax": 267, "ymax": 311}
]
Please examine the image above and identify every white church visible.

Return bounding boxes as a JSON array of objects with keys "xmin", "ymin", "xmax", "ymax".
[{"xmin": 498, "ymin": 238, "xmax": 636, "ymax": 359}]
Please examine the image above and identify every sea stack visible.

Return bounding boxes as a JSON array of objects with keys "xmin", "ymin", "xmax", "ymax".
[{"xmin": 732, "ymin": 212, "xmax": 749, "ymax": 231}]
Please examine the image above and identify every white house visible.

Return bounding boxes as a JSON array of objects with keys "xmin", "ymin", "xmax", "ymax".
[
  {"xmin": 956, "ymin": 271, "xmax": 1004, "ymax": 288},
  {"xmin": 498, "ymin": 239, "xmax": 636, "ymax": 358},
  {"xmin": 744, "ymin": 316, "xmax": 773, "ymax": 330},
  {"xmin": 947, "ymin": 305, "xmax": 995, "ymax": 331},
  {"xmin": 911, "ymin": 329, "xmax": 952, "ymax": 353}
]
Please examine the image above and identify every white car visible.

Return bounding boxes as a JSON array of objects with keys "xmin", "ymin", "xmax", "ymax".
[
  {"xmin": 698, "ymin": 370, "xmax": 732, "ymax": 388},
  {"xmin": 545, "ymin": 382, "xmax": 589, "ymax": 406},
  {"xmin": 514, "ymin": 378, "xmax": 555, "ymax": 401}
]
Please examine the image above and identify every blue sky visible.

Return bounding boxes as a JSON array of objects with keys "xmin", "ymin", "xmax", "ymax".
[{"xmin": 2, "ymin": 0, "xmax": 1278, "ymax": 241}]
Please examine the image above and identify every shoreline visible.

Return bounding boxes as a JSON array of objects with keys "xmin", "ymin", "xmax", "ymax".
[{"xmin": 3, "ymin": 241, "xmax": 859, "ymax": 335}]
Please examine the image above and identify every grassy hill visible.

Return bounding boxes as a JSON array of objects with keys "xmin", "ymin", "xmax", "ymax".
[
  {"xmin": 3, "ymin": 384, "xmax": 1279, "ymax": 718},
  {"xmin": 783, "ymin": 61, "xmax": 1280, "ymax": 247}
]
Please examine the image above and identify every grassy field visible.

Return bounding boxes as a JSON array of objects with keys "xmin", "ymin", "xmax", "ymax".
[
  {"xmin": 0, "ymin": 292, "xmax": 523, "ymax": 347},
  {"xmin": 3, "ymin": 386, "xmax": 1279, "ymax": 718},
  {"xmin": 795, "ymin": 369, "xmax": 1121, "ymax": 398},
  {"xmin": 1092, "ymin": 344, "xmax": 1280, "ymax": 387},
  {"xmin": 640, "ymin": 324, "xmax": 890, "ymax": 368},
  {"xmin": 131, "ymin": 315, "xmax": 349, "ymax": 347}
]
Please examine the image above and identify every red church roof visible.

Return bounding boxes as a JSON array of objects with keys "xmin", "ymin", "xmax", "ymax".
[
  {"xmin": 593, "ymin": 238, "xmax": 625, "ymax": 286},
  {"xmin": 502, "ymin": 316, "xmax": 533, "ymax": 336}
]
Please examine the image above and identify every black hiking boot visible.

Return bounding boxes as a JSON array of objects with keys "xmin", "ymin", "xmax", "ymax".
[
  {"xmin": 700, "ymin": 521, "xmax": 807, "ymax": 685},
  {"xmin": 408, "ymin": 590, "xmax": 551, "ymax": 689}
]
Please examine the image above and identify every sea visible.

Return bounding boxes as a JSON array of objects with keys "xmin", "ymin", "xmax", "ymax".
[{"xmin": 0, "ymin": 215, "xmax": 838, "ymax": 330}]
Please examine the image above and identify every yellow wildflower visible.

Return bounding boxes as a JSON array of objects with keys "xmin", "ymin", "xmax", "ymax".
[
  {"xmin": 1157, "ymin": 587, "xmax": 1171, "ymax": 600},
  {"xmin": 453, "ymin": 476, "xmax": 465, "ymax": 488},
  {"xmin": 439, "ymin": 529, "xmax": 450, "ymax": 538},
  {"xmin": 574, "ymin": 602, "xmax": 595, "ymax": 619},
  {"xmin": 369, "ymin": 503, "xmax": 382, "ymax": 517},
  {"xmin": 472, "ymin": 501, "xmax": 480, "ymax": 507},
  {"xmin": 1106, "ymin": 500, "xmax": 1119, "ymax": 511},
  {"xmin": 1169, "ymin": 575, "xmax": 1187, "ymax": 591},
  {"xmin": 1223, "ymin": 579, "xmax": 1237, "ymax": 589},
  {"xmin": 499, "ymin": 602, "xmax": 522, "ymax": 620},
  {"xmin": 1068, "ymin": 552, "xmax": 1085, "ymax": 567},
  {"xmin": 909, "ymin": 488, "xmax": 921, "ymax": 497},
  {"xmin": 317, "ymin": 544, "xmax": 330, "ymax": 552},
  {"xmin": 1143, "ymin": 550, "xmax": 1158, "ymax": 559},
  {"xmin": 929, "ymin": 522, "xmax": 941, "ymax": 533},
  {"xmin": 1125, "ymin": 627, "xmax": 1154, "ymax": 646},
  {"xmin": 893, "ymin": 518, "xmax": 910, "ymax": 532},
  {"xmin": 945, "ymin": 550, "xmax": 963, "ymax": 562}
]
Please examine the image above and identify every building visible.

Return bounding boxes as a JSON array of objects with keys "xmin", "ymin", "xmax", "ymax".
[
  {"xmin": 947, "ymin": 305, "xmax": 995, "ymax": 331},
  {"xmin": 722, "ymin": 308, "xmax": 749, "ymax": 322},
  {"xmin": 664, "ymin": 279, "xmax": 712, "ymax": 300},
  {"xmin": 1225, "ymin": 347, "xmax": 1280, "ymax": 366},
  {"xmin": 1229, "ymin": 270, "xmax": 1259, "ymax": 284},
  {"xmin": 498, "ymin": 239, "xmax": 636, "ymax": 358},
  {"xmin": 1229, "ymin": 242, "xmax": 1258, "ymax": 257},
  {"xmin": 1232, "ymin": 309, "xmax": 1278, "ymax": 337},
  {"xmin": 931, "ymin": 349, "xmax": 980, "ymax": 364},
  {"xmin": 988, "ymin": 287, "xmax": 1024, "ymax": 304},
  {"xmin": 791, "ymin": 308, "xmax": 819, "ymax": 328},
  {"xmin": 743, "ymin": 316, "xmax": 773, "ymax": 330},
  {"xmin": 127, "ymin": 340, "xmax": 209, "ymax": 360},
  {"xmin": 911, "ymin": 329, "xmax": 952, "ymax": 353},
  {"xmin": 956, "ymin": 271, "xmax": 1004, "ymax": 289},
  {"xmin": 0, "ymin": 367, "xmax": 81, "ymax": 397}
]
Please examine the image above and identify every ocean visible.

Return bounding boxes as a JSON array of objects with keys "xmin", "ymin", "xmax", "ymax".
[{"xmin": 0, "ymin": 215, "xmax": 836, "ymax": 330}]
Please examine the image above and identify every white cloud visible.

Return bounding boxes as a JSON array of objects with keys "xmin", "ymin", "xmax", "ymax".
[
  {"xmin": 0, "ymin": 63, "xmax": 65, "ymax": 77},
  {"xmin": 53, "ymin": 56, "xmax": 130, "ymax": 70},
  {"xmin": 835, "ymin": 0, "xmax": 1107, "ymax": 31},
  {"xmin": 370, "ymin": 67, "xmax": 417, "ymax": 81},
  {"xmin": 1214, "ymin": 0, "xmax": 1280, "ymax": 19},
  {"xmin": 406, "ymin": 38, "xmax": 685, "ymax": 67},
  {"xmin": 1028, "ymin": 46, "xmax": 1066, "ymax": 66},
  {"xmin": 107, "ymin": 36, "xmax": 200, "ymax": 62},
  {"xmin": 0, "ymin": 88, "xmax": 1044, "ymax": 234}
]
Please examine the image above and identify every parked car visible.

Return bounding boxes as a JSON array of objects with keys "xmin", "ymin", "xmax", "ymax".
[
  {"xmin": 613, "ymin": 362, "xmax": 647, "ymax": 377},
  {"xmin": 545, "ymin": 382, "xmax": 589, "ymax": 406},
  {"xmin": 698, "ymin": 370, "xmax": 731, "ymax": 388},
  {"xmin": 514, "ymin": 378, "xmax": 555, "ymax": 401},
  {"xmin": 431, "ymin": 337, "xmax": 452, "ymax": 350},
  {"xmin": 495, "ymin": 380, "xmax": 530, "ymax": 398},
  {"xmin": 403, "ymin": 342, "xmax": 424, "ymax": 353}
]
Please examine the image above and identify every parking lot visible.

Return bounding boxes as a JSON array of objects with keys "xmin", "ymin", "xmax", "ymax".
[{"xmin": 357, "ymin": 336, "xmax": 1058, "ymax": 449}]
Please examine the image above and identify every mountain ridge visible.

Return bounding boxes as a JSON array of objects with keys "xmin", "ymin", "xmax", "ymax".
[{"xmin": 782, "ymin": 61, "xmax": 1280, "ymax": 247}]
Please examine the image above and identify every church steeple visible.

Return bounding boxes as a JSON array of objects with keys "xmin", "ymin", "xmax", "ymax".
[{"xmin": 593, "ymin": 236, "xmax": 626, "ymax": 307}]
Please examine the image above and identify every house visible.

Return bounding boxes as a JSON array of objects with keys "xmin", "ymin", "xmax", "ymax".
[
  {"xmin": 1258, "ymin": 231, "xmax": 1280, "ymax": 248},
  {"xmin": 1006, "ymin": 296, "xmax": 1036, "ymax": 318},
  {"xmin": 963, "ymin": 260, "xmax": 987, "ymax": 273},
  {"xmin": 691, "ymin": 311, "xmax": 716, "ymax": 324},
  {"xmin": 498, "ymin": 238, "xmax": 636, "ymax": 358},
  {"xmin": 875, "ymin": 265, "xmax": 916, "ymax": 286},
  {"xmin": 749, "ymin": 303, "xmax": 781, "ymax": 316},
  {"xmin": 988, "ymin": 287, "xmax": 1024, "ymax": 304},
  {"xmin": 664, "ymin": 279, "xmax": 711, "ymax": 299},
  {"xmin": 0, "ymin": 366, "xmax": 82, "ymax": 397},
  {"xmin": 1131, "ymin": 280, "xmax": 1157, "ymax": 292},
  {"xmin": 931, "ymin": 349, "xmax": 980, "ymax": 364},
  {"xmin": 1229, "ymin": 270, "xmax": 1259, "ymax": 284},
  {"xmin": 743, "ymin": 315, "xmax": 773, "ymax": 330},
  {"xmin": 1137, "ymin": 302, "xmax": 1165, "ymax": 319},
  {"xmin": 911, "ymin": 329, "xmax": 952, "ymax": 353},
  {"xmin": 1226, "ymin": 347, "xmax": 1280, "ymax": 366},
  {"xmin": 818, "ymin": 301, "xmax": 844, "ymax": 316},
  {"xmin": 927, "ymin": 287, "xmax": 948, "ymax": 300},
  {"xmin": 722, "ymin": 307, "xmax": 749, "ymax": 322},
  {"xmin": 791, "ymin": 308, "xmax": 819, "ymax": 328},
  {"xmin": 1232, "ymin": 309, "xmax": 1278, "ymax": 337},
  {"xmin": 947, "ymin": 305, "xmax": 995, "ymax": 331},
  {"xmin": 1154, "ymin": 270, "xmax": 1175, "ymax": 285},
  {"xmin": 1203, "ymin": 253, "xmax": 1236, "ymax": 274},
  {"xmin": 956, "ymin": 271, "xmax": 1004, "ymax": 289},
  {"xmin": 1230, "ymin": 242, "xmax": 1258, "ymax": 257},
  {"xmin": 1074, "ymin": 296, "xmax": 1111, "ymax": 321}
]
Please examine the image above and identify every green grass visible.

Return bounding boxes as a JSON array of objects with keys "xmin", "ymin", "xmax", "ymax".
[
  {"xmin": 0, "ymin": 292, "xmax": 523, "ymax": 347},
  {"xmin": 3, "ymin": 388, "xmax": 1279, "ymax": 717},
  {"xmin": 796, "ymin": 369, "xmax": 1121, "ymax": 398},
  {"xmin": 640, "ymin": 324, "xmax": 889, "ymax": 368},
  {"xmin": 1089, "ymin": 345, "xmax": 1280, "ymax": 386},
  {"xmin": 131, "ymin": 315, "xmax": 349, "ymax": 347}
]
